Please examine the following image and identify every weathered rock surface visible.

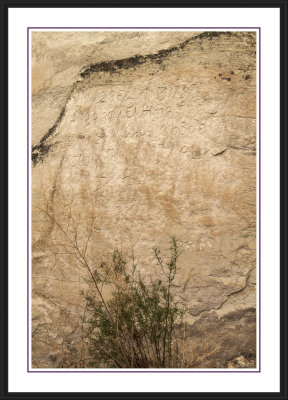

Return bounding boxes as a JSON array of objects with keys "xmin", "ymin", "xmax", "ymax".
[
  {"xmin": 31, "ymin": 31, "xmax": 256, "ymax": 368},
  {"xmin": 32, "ymin": 31, "xmax": 200, "ymax": 146}
]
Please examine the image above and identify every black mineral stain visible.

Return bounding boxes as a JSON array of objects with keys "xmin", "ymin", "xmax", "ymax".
[
  {"xmin": 80, "ymin": 31, "xmax": 237, "ymax": 79},
  {"xmin": 32, "ymin": 31, "xmax": 255, "ymax": 166},
  {"xmin": 32, "ymin": 142, "xmax": 58, "ymax": 166}
]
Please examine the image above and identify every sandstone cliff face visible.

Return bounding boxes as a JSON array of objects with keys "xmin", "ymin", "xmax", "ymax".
[{"xmin": 31, "ymin": 31, "xmax": 256, "ymax": 368}]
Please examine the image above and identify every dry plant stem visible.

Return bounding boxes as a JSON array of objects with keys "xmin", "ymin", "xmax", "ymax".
[
  {"xmin": 36, "ymin": 204, "xmax": 185, "ymax": 368},
  {"xmin": 36, "ymin": 206, "xmax": 113, "ymax": 321},
  {"xmin": 36, "ymin": 207, "xmax": 134, "ymax": 365},
  {"xmin": 112, "ymin": 271, "xmax": 141, "ymax": 367}
]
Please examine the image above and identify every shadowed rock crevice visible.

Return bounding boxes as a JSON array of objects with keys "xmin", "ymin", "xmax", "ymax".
[{"xmin": 183, "ymin": 307, "xmax": 256, "ymax": 368}]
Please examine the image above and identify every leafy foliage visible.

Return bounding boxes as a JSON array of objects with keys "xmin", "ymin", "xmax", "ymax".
[{"xmin": 83, "ymin": 236, "xmax": 185, "ymax": 368}]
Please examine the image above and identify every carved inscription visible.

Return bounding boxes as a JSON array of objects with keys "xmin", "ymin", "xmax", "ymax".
[{"xmin": 73, "ymin": 77, "xmax": 227, "ymax": 161}]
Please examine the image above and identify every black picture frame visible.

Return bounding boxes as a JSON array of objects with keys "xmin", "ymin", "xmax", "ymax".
[{"xmin": 1, "ymin": 1, "xmax": 287, "ymax": 399}]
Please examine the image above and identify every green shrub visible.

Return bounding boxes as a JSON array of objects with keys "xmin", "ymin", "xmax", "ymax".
[{"xmin": 83, "ymin": 236, "xmax": 185, "ymax": 368}]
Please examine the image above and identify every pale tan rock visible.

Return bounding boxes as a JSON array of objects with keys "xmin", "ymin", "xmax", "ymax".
[
  {"xmin": 31, "ymin": 31, "xmax": 200, "ymax": 145},
  {"xmin": 31, "ymin": 31, "xmax": 256, "ymax": 368}
]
